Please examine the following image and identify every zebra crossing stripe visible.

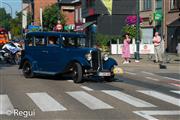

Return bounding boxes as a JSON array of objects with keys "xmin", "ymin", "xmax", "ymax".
[
  {"xmin": 102, "ymin": 90, "xmax": 156, "ymax": 107},
  {"xmin": 137, "ymin": 90, "xmax": 180, "ymax": 107},
  {"xmin": 66, "ymin": 91, "xmax": 113, "ymax": 110},
  {"xmin": 0, "ymin": 95, "xmax": 14, "ymax": 115},
  {"xmin": 126, "ymin": 71, "xmax": 136, "ymax": 75},
  {"xmin": 170, "ymin": 90, "xmax": 180, "ymax": 95},
  {"xmin": 81, "ymin": 86, "xmax": 94, "ymax": 91},
  {"xmin": 145, "ymin": 77, "xmax": 159, "ymax": 81},
  {"xmin": 141, "ymin": 71, "xmax": 155, "ymax": 76},
  {"xmin": 27, "ymin": 92, "xmax": 67, "ymax": 112},
  {"xmin": 133, "ymin": 110, "xmax": 180, "ymax": 120}
]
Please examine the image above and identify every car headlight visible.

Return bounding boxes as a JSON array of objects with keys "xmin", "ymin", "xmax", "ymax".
[
  {"xmin": 103, "ymin": 53, "xmax": 109, "ymax": 61},
  {"xmin": 85, "ymin": 53, "xmax": 92, "ymax": 61}
]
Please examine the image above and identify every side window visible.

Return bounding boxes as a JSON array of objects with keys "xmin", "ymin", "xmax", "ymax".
[
  {"xmin": 62, "ymin": 37, "xmax": 85, "ymax": 47},
  {"xmin": 26, "ymin": 36, "xmax": 34, "ymax": 47},
  {"xmin": 34, "ymin": 36, "xmax": 45, "ymax": 46},
  {"xmin": 47, "ymin": 36, "xmax": 59, "ymax": 46},
  {"xmin": 62, "ymin": 37, "xmax": 74, "ymax": 47}
]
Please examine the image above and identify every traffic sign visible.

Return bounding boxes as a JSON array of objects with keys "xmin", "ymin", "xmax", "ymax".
[{"xmin": 154, "ymin": 12, "xmax": 163, "ymax": 21}]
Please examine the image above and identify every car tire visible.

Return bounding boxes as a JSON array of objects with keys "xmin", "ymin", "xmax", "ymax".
[
  {"xmin": 22, "ymin": 61, "xmax": 34, "ymax": 78},
  {"xmin": 72, "ymin": 62, "xmax": 82, "ymax": 83}
]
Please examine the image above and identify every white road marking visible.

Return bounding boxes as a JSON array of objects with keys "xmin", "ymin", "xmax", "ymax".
[
  {"xmin": 126, "ymin": 71, "xmax": 136, "ymax": 75},
  {"xmin": 66, "ymin": 91, "xmax": 113, "ymax": 110},
  {"xmin": 170, "ymin": 83, "xmax": 180, "ymax": 88},
  {"xmin": 102, "ymin": 90, "xmax": 156, "ymax": 107},
  {"xmin": 171, "ymin": 90, "xmax": 180, "ymax": 95},
  {"xmin": 67, "ymin": 80, "xmax": 73, "ymax": 82},
  {"xmin": 141, "ymin": 71, "xmax": 155, "ymax": 76},
  {"xmin": 145, "ymin": 77, "xmax": 159, "ymax": 81},
  {"xmin": 137, "ymin": 90, "xmax": 180, "ymax": 107},
  {"xmin": 0, "ymin": 95, "xmax": 14, "ymax": 115},
  {"xmin": 27, "ymin": 92, "xmax": 67, "ymax": 112},
  {"xmin": 81, "ymin": 86, "xmax": 94, "ymax": 91},
  {"xmin": 164, "ymin": 77, "xmax": 180, "ymax": 82},
  {"xmin": 133, "ymin": 110, "xmax": 180, "ymax": 120}
]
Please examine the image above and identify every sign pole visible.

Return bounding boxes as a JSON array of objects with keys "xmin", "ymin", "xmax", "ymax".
[{"xmin": 135, "ymin": 0, "xmax": 140, "ymax": 62}]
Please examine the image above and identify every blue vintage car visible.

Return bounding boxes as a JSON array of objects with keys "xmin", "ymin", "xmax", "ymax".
[{"xmin": 19, "ymin": 32, "xmax": 118, "ymax": 83}]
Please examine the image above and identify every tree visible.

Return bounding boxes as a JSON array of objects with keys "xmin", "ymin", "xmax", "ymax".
[
  {"xmin": 43, "ymin": 4, "xmax": 67, "ymax": 31},
  {"xmin": 0, "ymin": 8, "xmax": 12, "ymax": 30},
  {"xmin": 10, "ymin": 12, "xmax": 22, "ymax": 38}
]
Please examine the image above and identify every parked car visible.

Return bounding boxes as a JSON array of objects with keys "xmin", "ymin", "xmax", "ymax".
[{"xmin": 19, "ymin": 32, "xmax": 119, "ymax": 83}]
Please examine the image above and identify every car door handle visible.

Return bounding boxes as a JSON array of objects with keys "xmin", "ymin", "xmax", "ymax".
[{"xmin": 41, "ymin": 50, "xmax": 48, "ymax": 54}]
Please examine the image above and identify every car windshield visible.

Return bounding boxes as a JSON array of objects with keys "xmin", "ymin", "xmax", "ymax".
[{"xmin": 62, "ymin": 37, "xmax": 86, "ymax": 48}]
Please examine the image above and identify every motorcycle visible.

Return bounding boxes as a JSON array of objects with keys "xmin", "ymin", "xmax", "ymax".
[{"xmin": 0, "ymin": 42, "xmax": 22, "ymax": 64}]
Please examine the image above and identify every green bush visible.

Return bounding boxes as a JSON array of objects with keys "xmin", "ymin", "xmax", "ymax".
[
  {"xmin": 121, "ymin": 25, "xmax": 137, "ymax": 39},
  {"xmin": 96, "ymin": 33, "xmax": 122, "ymax": 52}
]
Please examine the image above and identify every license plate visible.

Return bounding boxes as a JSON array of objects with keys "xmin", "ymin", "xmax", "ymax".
[{"xmin": 98, "ymin": 72, "xmax": 111, "ymax": 76}]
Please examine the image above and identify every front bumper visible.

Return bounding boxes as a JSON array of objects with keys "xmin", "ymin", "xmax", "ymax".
[{"xmin": 84, "ymin": 66, "xmax": 123, "ymax": 77}]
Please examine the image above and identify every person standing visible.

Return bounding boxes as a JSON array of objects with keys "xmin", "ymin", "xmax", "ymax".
[
  {"xmin": 153, "ymin": 32, "xmax": 163, "ymax": 63},
  {"xmin": 122, "ymin": 33, "xmax": 131, "ymax": 64}
]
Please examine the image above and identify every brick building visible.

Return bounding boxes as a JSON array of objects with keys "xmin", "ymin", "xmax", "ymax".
[
  {"xmin": 58, "ymin": 0, "xmax": 81, "ymax": 31},
  {"xmin": 22, "ymin": 0, "xmax": 57, "ymax": 26},
  {"xmin": 33, "ymin": 0, "xmax": 57, "ymax": 25},
  {"xmin": 164, "ymin": 0, "xmax": 180, "ymax": 53},
  {"xmin": 140, "ymin": 0, "xmax": 180, "ymax": 53},
  {"xmin": 139, "ymin": 0, "xmax": 162, "ymax": 45}
]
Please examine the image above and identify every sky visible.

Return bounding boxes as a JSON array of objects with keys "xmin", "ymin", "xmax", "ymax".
[{"xmin": 0, "ymin": 0, "xmax": 22, "ymax": 18}]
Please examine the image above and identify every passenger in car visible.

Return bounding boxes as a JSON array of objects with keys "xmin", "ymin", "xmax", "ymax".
[{"xmin": 48, "ymin": 37, "xmax": 58, "ymax": 47}]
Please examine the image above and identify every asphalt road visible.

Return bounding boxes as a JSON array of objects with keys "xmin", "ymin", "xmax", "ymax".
[{"xmin": 0, "ymin": 63, "xmax": 180, "ymax": 120}]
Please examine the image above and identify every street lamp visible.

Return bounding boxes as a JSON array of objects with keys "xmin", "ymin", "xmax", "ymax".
[
  {"xmin": 135, "ymin": 0, "xmax": 140, "ymax": 62},
  {"xmin": 1, "ymin": 1, "xmax": 12, "ymax": 17}
]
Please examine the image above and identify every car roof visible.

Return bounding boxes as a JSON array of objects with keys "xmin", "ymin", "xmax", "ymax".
[{"xmin": 26, "ymin": 32, "xmax": 86, "ymax": 38}]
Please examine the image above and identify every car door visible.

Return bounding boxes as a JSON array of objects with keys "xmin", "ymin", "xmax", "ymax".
[
  {"xmin": 45, "ymin": 35, "xmax": 62, "ymax": 72},
  {"xmin": 32, "ymin": 35, "xmax": 50, "ymax": 72}
]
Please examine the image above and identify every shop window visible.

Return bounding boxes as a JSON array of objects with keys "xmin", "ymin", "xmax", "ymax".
[{"xmin": 141, "ymin": 28, "xmax": 154, "ymax": 44}]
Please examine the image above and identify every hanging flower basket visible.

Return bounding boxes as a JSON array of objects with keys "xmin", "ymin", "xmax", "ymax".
[{"xmin": 125, "ymin": 15, "xmax": 143, "ymax": 25}]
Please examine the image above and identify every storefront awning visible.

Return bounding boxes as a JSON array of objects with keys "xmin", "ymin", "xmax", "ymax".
[
  {"xmin": 168, "ymin": 18, "xmax": 180, "ymax": 27},
  {"xmin": 75, "ymin": 21, "xmax": 96, "ymax": 31}
]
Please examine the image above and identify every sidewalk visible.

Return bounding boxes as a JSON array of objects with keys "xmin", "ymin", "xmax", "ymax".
[{"xmin": 110, "ymin": 54, "xmax": 180, "ymax": 69}]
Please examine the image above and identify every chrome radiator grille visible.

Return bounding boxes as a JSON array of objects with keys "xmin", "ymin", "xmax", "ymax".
[{"xmin": 91, "ymin": 50, "xmax": 101, "ymax": 71}]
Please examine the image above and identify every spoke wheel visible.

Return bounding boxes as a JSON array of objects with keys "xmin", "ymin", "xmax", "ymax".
[{"xmin": 72, "ymin": 62, "xmax": 82, "ymax": 83}]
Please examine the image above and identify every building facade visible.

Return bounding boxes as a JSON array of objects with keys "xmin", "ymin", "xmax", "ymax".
[
  {"xmin": 33, "ymin": 0, "xmax": 57, "ymax": 25},
  {"xmin": 140, "ymin": 0, "xmax": 180, "ymax": 53},
  {"xmin": 22, "ymin": 0, "xmax": 57, "ymax": 26},
  {"xmin": 58, "ymin": 0, "xmax": 81, "ymax": 31},
  {"xmin": 164, "ymin": 0, "xmax": 180, "ymax": 53},
  {"xmin": 81, "ymin": 0, "xmax": 137, "ymax": 47},
  {"xmin": 140, "ymin": 0, "xmax": 163, "ymax": 44}
]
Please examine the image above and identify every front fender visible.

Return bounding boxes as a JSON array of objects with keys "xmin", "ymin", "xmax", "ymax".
[
  {"xmin": 103, "ymin": 58, "xmax": 118, "ymax": 70},
  {"xmin": 19, "ymin": 55, "xmax": 37, "ymax": 70},
  {"xmin": 64, "ymin": 57, "xmax": 91, "ymax": 72},
  {"xmin": 73, "ymin": 57, "xmax": 91, "ymax": 67}
]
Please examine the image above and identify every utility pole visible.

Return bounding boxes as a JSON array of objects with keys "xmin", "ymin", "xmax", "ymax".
[
  {"xmin": 135, "ymin": 0, "xmax": 140, "ymax": 62},
  {"xmin": 40, "ymin": 0, "xmax": 43, "ymax": 31}
]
